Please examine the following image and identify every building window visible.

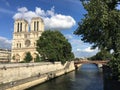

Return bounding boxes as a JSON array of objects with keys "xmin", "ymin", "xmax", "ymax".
[
  {"xmin": 20, "ymin": 43, "xmax": 21, "ymax": 48},
  {"xmin": 20, "ymin": 23, "xmax": 22, "ymax": 32},
  {"xmin": 17, "ymin": 43, "xmax": 18, "ymax": 48},
  {"xmin": 37, "ymin": 21, "xmax": 39, "ymax": 31},
  {"xmin": 17, "ymin": 23, "xmax": 19, "ymax": 32},
  {"xmin": 34, "ymin": 21, "xmax": 36, "ymax": 31}
]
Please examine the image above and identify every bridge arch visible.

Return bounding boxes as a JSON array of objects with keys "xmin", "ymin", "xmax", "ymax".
[{"xmin": 74, "ymin": 60, "xmax": 108, "ymax": 69}]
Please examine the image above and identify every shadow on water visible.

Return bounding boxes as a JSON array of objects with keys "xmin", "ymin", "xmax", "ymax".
[{"xmin": 28, "ymin": 64, "xmax": 103, "ymax": 90}]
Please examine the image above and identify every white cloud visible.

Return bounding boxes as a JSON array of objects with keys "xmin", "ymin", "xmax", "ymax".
[
  {"xmin": 71, "ymin": 39, "xmax": 83, "ymax": 45},
  {"xmin": 65, "ymin": 34, "xmax": 73, "ymax": 39},
  {"xmin": 0, "ymin": 36, "xmax": 12, "ymax": 49},
  {"xmin": 84, "ymin": 47, "xmax": 97, "ymax": 52},
  {"xmin": 46, "ymin": 6, "xmax": 55, "ymax": 16},
  {"xmin": 74, "ymin": 50, "xmax": 97, "ymax": 58},
  {"xmin": 116, "ymin": 2, "xmax": 120, "ymax": 10},
  {"xmin": 76, "ymin": 46, "xmax": 98, "ymax": 53},
  {"xmin": 74, "ymin": 47, "xmax": 98, "ymax": 58},
  {"xmin": 65, "ymin": 34, "xmax": 98, "ymax": 58},
  {"xmin": 35, "ymin": 7, "xmax": 46, "ymax": 16},
  {"xmin": 70, "ymin": 38, "xmax": 84, "ymax": 51},
  {"xmin": 13, "ymin": 9, "xmax": 38, "ymax": 23},
  {"xmin": 44, "ymin": 14, "xmax": 76, "ymax": 30},
  {"xmin": 13, "ymin": 6, "xmax": 76, "ymax": 30},
  {"xmin": 0, "ymin": 8, "xmax": 14, "ymax": 14},
  {"xmin": 18, "ymin": 7, "xmax": 28, "ymax": 12}
]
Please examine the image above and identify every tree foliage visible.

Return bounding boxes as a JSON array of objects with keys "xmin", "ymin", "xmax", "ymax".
[
  {"xmin": 34, "ymin": 54, "xmax": 41, "ymax": 62},
  {"xmin": 75, "ymin": 0, "xmax": 120, "ymax": 80},
  {"xmin": 36, "ymin": 30, "xmax": 74, "ymax": 64},
  {"xmin": 89, "ymin": 49, "xmax": 113, "ymax": 60},
  {"xmin": 24, "ymin": 52, "xmax": 33, "ymax": 63}
]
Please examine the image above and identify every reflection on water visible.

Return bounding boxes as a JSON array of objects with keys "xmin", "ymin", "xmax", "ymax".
[{"xmin": 28, "ymin": 64, "xmax": 103, "ymax": 90}]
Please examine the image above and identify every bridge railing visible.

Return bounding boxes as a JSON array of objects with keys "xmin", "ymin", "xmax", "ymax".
[{"xmin": 74, "ymin": 60, "xmax": 109, "ymax": 65}]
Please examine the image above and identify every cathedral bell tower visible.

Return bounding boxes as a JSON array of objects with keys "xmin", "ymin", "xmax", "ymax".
[{"xmin": 11, "ymin": 17, "xmax": 44, "ymax": 62}]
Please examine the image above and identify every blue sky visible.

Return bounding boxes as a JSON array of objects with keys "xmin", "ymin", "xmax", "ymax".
[{"xmin": 0, "ymin": 0, "xmax": 98, "ymax": 58}]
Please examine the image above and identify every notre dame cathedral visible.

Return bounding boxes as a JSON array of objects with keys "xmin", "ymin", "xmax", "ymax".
[{"xmin": 11, "ymin": 17, "xmax": 44, "ymax": 62}]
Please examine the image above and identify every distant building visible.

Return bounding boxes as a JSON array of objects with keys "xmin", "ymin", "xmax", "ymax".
[
  {"xmin": 0, "ymin": 49, "xmax": 11, "ymax": 63},
  {"xmin": 11, "ymin": 17, "xmax": 44, "ymax": 62}
]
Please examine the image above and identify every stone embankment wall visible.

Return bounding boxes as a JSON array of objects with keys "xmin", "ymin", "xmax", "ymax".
[
  {"xmin": 0, "ymin": 61, "xmax": 75, "ymax": 90},
  {"xmin": 74, "ymin": 63, "xmax": 82, "ymax": 69}
]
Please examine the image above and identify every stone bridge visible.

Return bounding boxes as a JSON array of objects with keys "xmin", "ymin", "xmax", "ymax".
[{"xmin": 74, "ymin": 60, "xmax": 109, "ymax": 68}]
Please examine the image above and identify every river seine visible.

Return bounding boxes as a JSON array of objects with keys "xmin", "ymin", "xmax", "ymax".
[{"xmin": 28, "ymin": 64, "xmax": 103, "ymax": 90}]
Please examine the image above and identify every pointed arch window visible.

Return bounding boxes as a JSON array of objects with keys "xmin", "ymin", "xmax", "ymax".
[
  {"xmin": 17, "ymin": 43, "xmax": 18, "ymax": 48},
  {"xmin": 37, "ymin": 21, "xmax": 39, "ymax": 31},
  {"xmin": 20, "ymin": 23, "xmax": 22, "ymax": 32},
  {"xmin": 34, "ymin": 21, "xmax": 36, "ymax": 31},
  {"xmin": 17, "ymin": 23, "xmax": 19, "ymax": 32},
  {"xmin": 20, "ymin": 43, "xmax": 21, "ymax": 48}
]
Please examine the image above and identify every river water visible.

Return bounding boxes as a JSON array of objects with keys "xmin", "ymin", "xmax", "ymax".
[{"xmin": 28, "ymin": 64, "xmax": 103, "ymax": 90}]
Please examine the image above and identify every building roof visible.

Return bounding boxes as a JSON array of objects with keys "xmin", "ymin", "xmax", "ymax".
[{"xmin": 15, "ymin": 19, "xmax": 28, "ymax": 23}]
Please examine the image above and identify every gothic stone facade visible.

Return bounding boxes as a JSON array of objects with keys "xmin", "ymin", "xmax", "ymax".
[{"xmin": 11, "ymin": 17, "xmax": 44, "ymax": 62}]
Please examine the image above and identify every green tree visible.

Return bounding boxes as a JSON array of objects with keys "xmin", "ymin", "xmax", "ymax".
[
  {"xmin": 24, "ymin": 52, "xmax": 33, "ymax": 63},
  {"xmin": 89, "ymin": 49, "xmax": 113, "ymax": 60},
  {"xmin": 74, "ymin": 0, "xmax": 120, "ymax": 80},
  {"xmin": 36, "ymin": 30, "xmax": 74, "ymax": 64},
  {"xmin": 34, "ymin": 54, "xmax": 41, "ymax": 62}
]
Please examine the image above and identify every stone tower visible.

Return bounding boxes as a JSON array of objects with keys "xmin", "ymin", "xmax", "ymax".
[{"xmin": 11, "ymin": 17, "xmax": 44, "ymax": 62}]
